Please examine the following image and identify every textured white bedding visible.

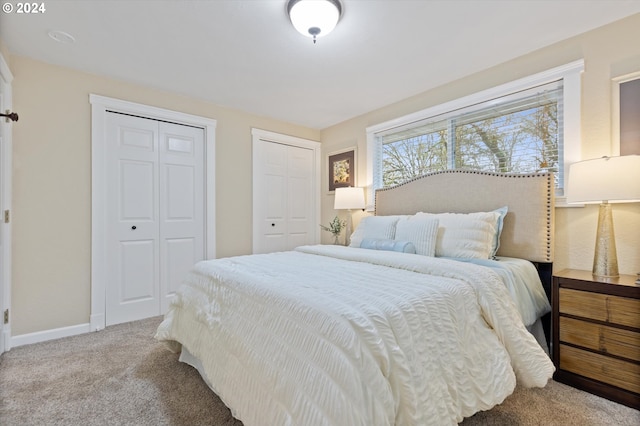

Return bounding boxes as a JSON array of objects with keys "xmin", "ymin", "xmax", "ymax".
[
  {"xmin": 155, "ymin": 245, "xmax": 554, "ymax": 426},
  {"xmin": 452, "ymin": 256, "xmax": 551, "ymax": 327}
]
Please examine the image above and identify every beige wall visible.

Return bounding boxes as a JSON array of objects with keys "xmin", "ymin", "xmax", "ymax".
[
  {"xmin": 320, "ymin": 14, "xmax": 640, "ymax": 275},
  {"xmin": 0, "ymin": 39, "xmax": 10, "ymax": 68},
  {"xmin": 9, "ymin": 55, "xmax": 319, "ymax": 335},
  {"xmin": 6, "ymin": 14, "xmax": 640, "ymax": 337}
]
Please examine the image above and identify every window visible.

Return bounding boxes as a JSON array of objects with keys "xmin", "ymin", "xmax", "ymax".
[
  {"xmin": 618, "ymin": 76, "xmax": 640, "ymax": 155},
  {"xmin": 367, "ymin": 61, "xmax": 583, "ymax": 206}
]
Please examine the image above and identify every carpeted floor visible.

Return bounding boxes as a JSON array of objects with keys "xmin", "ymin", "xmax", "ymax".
[{"xmin": 0, "ymin": 316, "xmax": 638, "ymax": 425}]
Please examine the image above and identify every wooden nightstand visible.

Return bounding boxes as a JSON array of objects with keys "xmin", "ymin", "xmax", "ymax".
[{"xmin": 552, "ymin": 269, "xmax": 640, "ymax": 409}]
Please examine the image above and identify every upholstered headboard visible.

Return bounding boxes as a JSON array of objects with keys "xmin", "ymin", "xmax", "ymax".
[{"xmin": 374, "ymin": 170, "xmax": 554, "ymax": 263}]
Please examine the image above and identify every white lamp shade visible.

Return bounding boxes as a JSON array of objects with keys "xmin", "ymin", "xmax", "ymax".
[
  {"xmin": 288, "ymin": 0, "xmax": 341, "ymax": 40},
  {"xmin": 567, "ymin": 155, "xmax": 640, "ymax": 204},
  {"xmin": 334, "ymin": 187, "xmax": 365, "ymax": 210}
]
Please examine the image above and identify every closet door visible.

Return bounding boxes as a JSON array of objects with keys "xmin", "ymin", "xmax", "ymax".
[
  {"xmin": 253, "ymin": 140, "xmax": 315, "ymax": 254},
  {"xmin": 105, "ymin": 113, "xmax": 205, "ymax": 325},
  {"xmin": 106, "ymin": 113, "xmax": 160, "ymax": 325},
  {"xmin": 286, "ymin": 144, "xmax": 314, "ymax": 249},
  {"xmin": 159, "ymin": 122, "xmax": 204, "ymax": 312}
]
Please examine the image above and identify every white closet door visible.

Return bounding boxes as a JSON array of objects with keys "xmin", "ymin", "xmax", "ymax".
[
  {"xmin": 254, "ymin": 140, "xmax": 314, "ymax": 254},
  {"xmin": 106, "ymin": 113, "xmax": 160, "ymax": 325},
  {"xmin": 255, "ymin": 140, "xmax": 287, "ymax": 254},
  {"xmin": 105, "ymin": 113, "xmax": 205, "ymax": 325},
  {"xmin": 159, "ymin": 122, "xmax": 204, "ymax": 312},
  {"xmin": 286, "ymin": 145, "xmax": 314, "ymax": 249}
]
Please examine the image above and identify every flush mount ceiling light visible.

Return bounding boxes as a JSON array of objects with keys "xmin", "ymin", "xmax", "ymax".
[
  {"xmin": 48, "ymin": 30, "xmax": 76, "ymax": 44},
  {"xmin": 287, "ymin": 0, "xmax": 342, "ymax": 44}
]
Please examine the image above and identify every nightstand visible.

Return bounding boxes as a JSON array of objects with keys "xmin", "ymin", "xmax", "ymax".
[{"xmin": 552, "ymin": 269, "xmax": 640, "ymax": 409}]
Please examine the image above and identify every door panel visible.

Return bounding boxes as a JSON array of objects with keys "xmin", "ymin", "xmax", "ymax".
[
  {"xmin": 286, "ymin": 145, "xmax": 313, "ymax": 250},
  {"xmin": 106, "ymin": 115, "xmax": 205, "ymax": 324},
  {"xmin": 119, "ymin": 127, "xmax": 155, "ymax": 150},
  {"xmin": 159, "ymin": 122, "xmax": 204, "ymax": 312},
  {"xmin": 119, "ymin": 240, "xmax": 156, "ymax": 303},
  {"xmin": 120, "ymin": 161, "xmax": 155, "ymax": 220},
  {"xmin": 264, "ymin": 173, "xmax": 286, "ymax": 244},
  {"xmin": 165, "ymin": 165, "xmax": 195, "ymax": 219},
  {"xmin": 254, "ymin": 140, "xmax": 315, "ymax": 254},
  {"xmin": 0, "ymin": 132, "xmax": 4, "ymax": 354},
  {"xmin": 0, "ymin": 70, "xmax": 12, "ymax": 353},
  {"xmin": 165, "ymin": 238, "xmax": 196, "ymax": 295},
  {"xmin": 0, "ymin": 98, "xmax": 4, "ymax": 353},
  {"xmin": 106, "ymin": 113, "xmax": 160, "ymax": 326},
  {"xmin": 256, "ymin": 141, "xmax": 287, "ymax": 253}
]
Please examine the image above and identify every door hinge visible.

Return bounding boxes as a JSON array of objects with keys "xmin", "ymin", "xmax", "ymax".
[
  {"xmin": 3, "ymin": 210, "xmax": 9, "ymax": 223},
  {"xmin": 3, "ymin": 309, "xmax": 8, "ymax": 325}
]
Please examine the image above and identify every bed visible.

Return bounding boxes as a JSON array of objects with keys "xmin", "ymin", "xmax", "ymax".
[{"xmin": 155, "ymin": 169, "xmax": 556, "ymax": 426}]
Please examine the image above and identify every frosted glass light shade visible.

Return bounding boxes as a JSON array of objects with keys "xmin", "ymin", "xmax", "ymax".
[
  {"xmin": 287, "ymin": 0, "xmax": 342, "ymax": 42},
  {"xmin": 334, "ymin": 187, "xmax": 365, "ymax": 210},
  {"xmin": 567, "ymin": 155, "xmax": 640, "ymax": 204}
]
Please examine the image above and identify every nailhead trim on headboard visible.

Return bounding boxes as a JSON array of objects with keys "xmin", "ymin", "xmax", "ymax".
[{"xmin": 374, "ymin": 169, "xmax": 554, "ymax": 263}]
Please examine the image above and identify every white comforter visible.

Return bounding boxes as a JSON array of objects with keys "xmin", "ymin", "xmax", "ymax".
[{"xmin": 155, "ymin": 245, "xmax": 554, "ymax": 426}]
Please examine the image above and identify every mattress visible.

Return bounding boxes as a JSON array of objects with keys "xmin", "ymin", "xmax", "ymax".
[{"xmin": 156, "ymin": 245, "xmax": 554, "ymax": 425}]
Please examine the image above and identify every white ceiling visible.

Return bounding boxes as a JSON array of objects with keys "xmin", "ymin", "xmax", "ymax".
[{"xmin": 1, "ymin": 1, "xmax": 640, "ymax": 129}]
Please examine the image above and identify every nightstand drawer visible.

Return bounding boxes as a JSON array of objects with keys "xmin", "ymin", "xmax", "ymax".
[
  {"xmin": 559, "ymin": 344, "xmax": 640, "ymax": 394},
  {"xmin": 559, "ymin": 317, "xmax": 640, "ymax": 362},
  {"xmin": 559, "ymin": 287, "xmax": 640, "ymax": 328},
  {"xmin": 553, "ymin": 270, "xmax": 640, "ymax": 408}
]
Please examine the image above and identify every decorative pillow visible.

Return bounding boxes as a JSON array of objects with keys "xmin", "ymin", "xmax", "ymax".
[
  {"xmin": 349, "ymin": 215, "xmax": 403, "ymax": 248},
  {"xmin": 416, "ymin": 211, "xmax": 501, "ymax": 259},
  {"xmin": 394, "ymin": 216, "xmax": 439, "ymax": 256},
  {"xmin": 360, "ymin": 238, "xmax": 416, "ymax": 253},
  {"xmin": 492, "ymin": 206, "xmax": 508, "ymax": 258}
]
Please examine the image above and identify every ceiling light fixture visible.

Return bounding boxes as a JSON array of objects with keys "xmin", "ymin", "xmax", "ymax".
[
  {"xmin": 48, "ymin": 30, "xmax": 76, "ymax": 44},
  {"xmin": 287, "ymin": 0, "xmax": 342, "ymax": 44}
]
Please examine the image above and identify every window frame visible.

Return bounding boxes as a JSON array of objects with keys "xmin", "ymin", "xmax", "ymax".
[{"xmin": 366, "ymin": 60, "xmax": 584, "ymax": 210}]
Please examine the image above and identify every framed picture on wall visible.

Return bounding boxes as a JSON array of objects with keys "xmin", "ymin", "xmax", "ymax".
[{"xmin": 327, "ymin": 147, "xmax": 356, "ymax": 193}]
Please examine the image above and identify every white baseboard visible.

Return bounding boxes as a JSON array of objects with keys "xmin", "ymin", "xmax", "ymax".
[
  {"xmin": 11, "ymin": 322, "xmax": 92, "ymax": 348},
  {"xmin": 1, "ymin": 327, "xmax": 9, "ymax": 352}
]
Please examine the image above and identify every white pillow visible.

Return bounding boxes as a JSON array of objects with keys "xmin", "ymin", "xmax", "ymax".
[
  {"xmin": 394, "ymin": 216, "xmax": 439, "ymax": 256},
  {"xmin": 349, "ymin": 215, "xmax": 402, "ymax": 248},
  {"xmin": 416, "ymin": 211, "xmax": 501, "ymax": 259}
]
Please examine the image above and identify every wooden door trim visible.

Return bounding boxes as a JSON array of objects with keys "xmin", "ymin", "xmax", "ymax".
[
  {"xmin": 90, "ymin": 95, "xmax": 216, "ymax": 331},
  {"xmin": 251, "ymin": 128, "xmax": 321, "ymax": 254}
]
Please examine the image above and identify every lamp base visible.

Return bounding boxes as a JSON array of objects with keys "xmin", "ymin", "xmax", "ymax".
[
  {"xmin": 592, "ymin": 202, "xmax": 619, "ymax": 279},
  {"xmin": 345, "ymin": 210, "xmax": 353, "ymax": 246}
]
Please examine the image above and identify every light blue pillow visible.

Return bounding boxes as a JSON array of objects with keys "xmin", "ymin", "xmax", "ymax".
[
  {"xmin": 360, "ymin": 238, "xmax": 416, "ymax": 254},
  {"xmin": 349, "ymin": 215, "xmax": 403, "ymax": 248},
  {"xmin": 492, "ymin": 206, "xmax": 508, "ymax": 258}
]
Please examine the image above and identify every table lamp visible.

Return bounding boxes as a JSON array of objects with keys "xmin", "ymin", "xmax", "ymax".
[
  {"xmin": 567, "ymin": 155, "xmax": 640, "ymax": 278},
  {"xmin": 334, "ymin": 187, "xmax": 365, "ymax": 246}
]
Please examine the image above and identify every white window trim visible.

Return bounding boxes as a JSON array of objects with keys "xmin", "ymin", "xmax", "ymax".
[{"xmin": 366, "ymin": 60, "xmax": 584, "ymax": 210}]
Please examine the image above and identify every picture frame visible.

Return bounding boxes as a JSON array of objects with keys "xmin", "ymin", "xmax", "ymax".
[{"xmin": 327, "ymin": 147, "xmax": 356, "ymax": 193}]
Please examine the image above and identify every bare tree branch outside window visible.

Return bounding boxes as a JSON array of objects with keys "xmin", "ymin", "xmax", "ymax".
[{"xmin": 381, "ymin": 98, "xmax": 560, "ymax": 188}]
